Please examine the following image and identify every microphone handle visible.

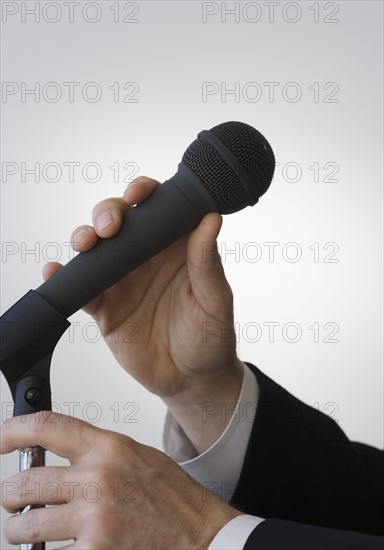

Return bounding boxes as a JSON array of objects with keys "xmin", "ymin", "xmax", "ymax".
[{"xmin": 36, "ymin": 165, "xmax": 218, "ymax": 318}]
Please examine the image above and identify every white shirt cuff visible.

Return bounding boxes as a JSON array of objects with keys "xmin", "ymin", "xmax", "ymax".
[
  {"xmin": 163, "ymin": 362, "xmax": 259, "ymax": 501},
  {"xmin": 208, "ymin": 515, "xmax": 265, "ymax": 550}
]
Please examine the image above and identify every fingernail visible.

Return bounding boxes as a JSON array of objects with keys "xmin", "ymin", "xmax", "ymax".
[
  {"xmin": 96, "ymin": 212, "xmax": 113, "ymax": 231},
  {"xmin": 124, "ymin": 179, "xmax": 138, "ymax": 193},
  {"xmin": 73, "ymin": 228, "xmax": 89, "ymax": 243}
]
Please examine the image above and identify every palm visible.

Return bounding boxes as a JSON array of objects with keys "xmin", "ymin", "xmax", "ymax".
[{"xmin": 87, "ymin": 236, "xmax": 234, "ymax": 398}]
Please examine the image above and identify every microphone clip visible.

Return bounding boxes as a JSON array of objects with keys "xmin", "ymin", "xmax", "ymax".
[{"xmin": 0, "ymin": 290, "xmax": 70, "ymax": 417}]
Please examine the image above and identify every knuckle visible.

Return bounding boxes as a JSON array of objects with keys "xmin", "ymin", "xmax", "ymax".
[
  {"xmin": 87, "ymin": 466, "xmax": 110, "ymax": 488},
  {"xmin": 105, "ymin": 432, "xmax": 134, "ymax": 456},
  {"xmin": 32, "ymin": 411, "xmax": 60, "ymax": 435}
]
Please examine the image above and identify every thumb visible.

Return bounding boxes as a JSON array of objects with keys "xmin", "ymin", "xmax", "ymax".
[{"xmin": 186, "ymin": 213, "xmax": 233, "ymax": 310}]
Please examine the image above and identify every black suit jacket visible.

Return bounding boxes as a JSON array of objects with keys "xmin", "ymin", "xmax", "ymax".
[{"xmin": 230, "ymin": 364, "xmax": 384, "ymax": 549}]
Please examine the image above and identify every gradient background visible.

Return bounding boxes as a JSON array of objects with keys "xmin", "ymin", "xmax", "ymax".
[{"xmin": 1, "ymin": 1, "xmax": 383, "ymax": 547}]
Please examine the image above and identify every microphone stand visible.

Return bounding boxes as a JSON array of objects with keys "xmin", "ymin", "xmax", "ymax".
[
  {"xmin": 0, "ymin": 290, "xmax": 70, "ymax": 550},
  {"xmin": 19, "ymin": 447, "xmax": 46, "ymax": 550}
]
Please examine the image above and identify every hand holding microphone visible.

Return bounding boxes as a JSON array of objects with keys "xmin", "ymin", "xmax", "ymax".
[
  {"xmin": 1, "ymin": 121, "xmax": 275, "ymax": 452},
  {"xmin": 39, "ymin": 121, "xmax": 275, "ymax": 453},
  {"xmin": 44, "ymin": 176, "xmax": 242, "ymax": 453}
]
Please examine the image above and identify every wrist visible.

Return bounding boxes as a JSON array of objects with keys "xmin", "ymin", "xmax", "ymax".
[
  {"xmin": 178, "ymin": 482, "xmax": 242, "ymax": 550},
  {"xmin": 163, "ymin": 359, "xmax": 244, "ymax": 454},
  {"xmin": 196, "ymin": 502, "xmax": 242, "ymax": 550}
]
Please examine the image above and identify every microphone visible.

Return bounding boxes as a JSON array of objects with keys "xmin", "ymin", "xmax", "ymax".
[
  {"xmin": 35, "ymin": 120, "xmax": 275, "ymax": 318},
  {"xmin": 0, "ymin": 121, "xmax": 275, "ymax": 412},
  {"xmin": 0, "ymin": 120, "xmax": 275, "ymax": 540}
]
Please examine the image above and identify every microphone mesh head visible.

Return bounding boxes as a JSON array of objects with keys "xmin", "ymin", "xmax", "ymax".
[{"xmin": 182, "ymin": 121, "xmax": 275, "ymax": 214}]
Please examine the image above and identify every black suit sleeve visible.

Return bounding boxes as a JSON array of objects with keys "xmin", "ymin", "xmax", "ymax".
[
  {"xmin": 244, "ymin": 518, "xmax": 384, "ymax": 549},
  {"xmin": 230, "ymin": 363, "xmax": 384, "ymax": 548}
]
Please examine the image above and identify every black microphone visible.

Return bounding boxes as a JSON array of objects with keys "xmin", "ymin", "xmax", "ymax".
[
  {"xmin": 0, "ymin": 121, "xmax": 274, "ymax": 410},
  {"xmin": 35, "ymin": 120, "xmax": 275, "ymax": 318}
]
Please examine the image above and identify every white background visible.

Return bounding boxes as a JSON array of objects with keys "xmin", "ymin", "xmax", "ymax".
[{"xmin": 1, "ymin": 1, "xmax": 383, "ymax": 548}]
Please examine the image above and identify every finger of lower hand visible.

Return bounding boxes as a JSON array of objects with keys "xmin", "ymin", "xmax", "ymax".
[
  {"xmin": 4, "ymin": 505, "xmax": 76, "ymax": 545},
  {"xmin": 1, "ymin": 466, "xmax": 77, "ymax": 513},
  {"xmin": 0, "ymin": 412, "xmax": 98, "ymax": 462}
]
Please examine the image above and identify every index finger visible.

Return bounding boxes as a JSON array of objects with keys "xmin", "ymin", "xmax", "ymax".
[
  {"xmin": 0, "ymin": 412, "xmax": 98, "ymax": 463},
  {"xmin": 122, "ymin": 176, "xmax": 160, "ymax": 205},
  {"xmin": 76, "ymin": 176, "xmax": 160, "ymax": 243}
]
